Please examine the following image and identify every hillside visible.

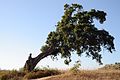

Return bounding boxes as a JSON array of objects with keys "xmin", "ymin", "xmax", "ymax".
[
  {"xmin": 43, "ymin": 70, "xmax": 120, "ymax": 80},
  {"xmin": 99, "ymin": 62, "xmax": 120, "ymax": 70}
]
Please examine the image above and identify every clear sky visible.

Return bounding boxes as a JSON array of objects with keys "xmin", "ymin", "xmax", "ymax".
[{"xmin": 0, "ymin": 0, "xmax": 120, "ymax": 70}]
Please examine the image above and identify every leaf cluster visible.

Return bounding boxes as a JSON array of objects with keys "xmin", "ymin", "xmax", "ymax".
[{"xmin": 41, "ymin": 4, "xmax": 115, "ymax": 65}]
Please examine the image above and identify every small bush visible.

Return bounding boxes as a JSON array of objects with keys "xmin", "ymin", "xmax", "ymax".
[
  {"xmin": 69, "ymin": 60, "xmax": 81, "ymax": 73},
  {"xmin": 23, "ymin": 68, "xmax": 61, "ymax": 79}
]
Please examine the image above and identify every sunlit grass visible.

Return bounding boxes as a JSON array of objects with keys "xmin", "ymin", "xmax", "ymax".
[
  {"xmin": 0, "ymin": 67, "xmax": 61, "ymax": 80},
  {"xmin": 0, "ymin": 63, "xmax": 120, "ymax": 80},
  {"xmin": 45, "ymin": 70, "xmax": 120, "ymax": 80},
  {"xmin": 0, "ymin": 69, "xmax": 25, "ymax": 80}
]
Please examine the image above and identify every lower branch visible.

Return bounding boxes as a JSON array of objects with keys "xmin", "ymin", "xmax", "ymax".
[{"xmin": 24, "ymin": 46, "xmax": 58, "ymax": 72}]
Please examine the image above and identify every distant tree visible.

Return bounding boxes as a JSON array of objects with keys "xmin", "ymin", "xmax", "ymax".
[
  {"xmin": 115, "ymin": 62, "xmax": 120, "ymax": 65},
  {"xmin": 24, "ymin": 4, "xmax": 115, "ymax": 72}
]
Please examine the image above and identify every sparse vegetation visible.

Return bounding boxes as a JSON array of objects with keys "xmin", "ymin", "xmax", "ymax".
[
  {"xmin": 0, "ymin": 67, "xmax": 61, "ymax": 80},
  {"xmin": 44, "ymin": 70, "xmax": 120, "ymax": 80},
  {"xmin": 69, "ymin": 60, "xmax": 81, "ymax": 73},
  {"xmin": 0, "ymin": 69, "xmax": 25, "ymax": 80},
  {"xmin": 23, "ymin": 67, "xmax": 61, "ymax": 79},
  {"xmin": 45, "ymin": 63, "xmax": 120, "ymax": 80},
  {"xmin": 0, "ymin": 63, "xmax": 120, "ymax": 80}
]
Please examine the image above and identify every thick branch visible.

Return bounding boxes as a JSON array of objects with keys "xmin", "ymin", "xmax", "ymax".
[
  {"xmin": 24, "ymin": 46, "xmax": 59, "ymax": 72},
  {"xmin": 33, "ymin": 46, "xmax": 56, "ymax": 68}
]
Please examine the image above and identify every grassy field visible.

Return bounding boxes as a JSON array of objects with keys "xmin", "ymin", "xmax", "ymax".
[
  {"xmin": 0, "ymin": 69, "xmax": 120, "ymax": 80},
  {"xmin": 44, "ymin": 70, "xmax": 120, "ymax": 80},
  {"xmin": 0, "ymin": 63, "xmax": 120, "ymax": 80}
]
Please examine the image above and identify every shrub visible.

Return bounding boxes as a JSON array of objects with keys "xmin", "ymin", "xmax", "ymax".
[
  {"xmin": 23, "ymin": 68, "xmax": 61, "ymax": 79},
  {"xmin": 69, "ymin": 60, "xmax": 81, "ymax": 73}
]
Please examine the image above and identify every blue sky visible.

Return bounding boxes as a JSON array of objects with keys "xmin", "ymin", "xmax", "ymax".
[{"xmin": 0, "ymin": 0, "xmax": 120, "ymax": 70}]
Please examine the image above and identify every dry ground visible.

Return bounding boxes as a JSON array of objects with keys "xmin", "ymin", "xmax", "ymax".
[{"xmin": 36, "ymin": 70, "xmax": 120, "ymax": 80}]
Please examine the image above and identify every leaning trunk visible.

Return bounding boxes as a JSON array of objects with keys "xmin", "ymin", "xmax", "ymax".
[{"xmin": 24, "ymin": 46, "xmax": 57, "ymax": 72}]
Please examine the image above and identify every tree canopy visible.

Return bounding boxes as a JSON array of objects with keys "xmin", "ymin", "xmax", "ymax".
[{"xmin": 41, "ymin": 4, "xmax": 115, "ymax": 65}]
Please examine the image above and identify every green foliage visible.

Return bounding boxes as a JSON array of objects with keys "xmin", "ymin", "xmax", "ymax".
[
  {"xmin": 69, "ymin": 60, "xmax": 81, "ymax": 73},
  {"xmin": 41, "ymin": 4, "xmax": 115, "ymax": 65},
  {"xmin": 41, "ymin": 45, "xmax": 50, "ymax": 53}
]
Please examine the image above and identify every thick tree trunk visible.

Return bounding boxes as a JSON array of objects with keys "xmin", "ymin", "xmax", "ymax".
[{"xmin": 24, "ymin": 46, "xmax": 58, "ymax": 72}]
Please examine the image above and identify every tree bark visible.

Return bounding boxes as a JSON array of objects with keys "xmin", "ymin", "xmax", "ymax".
[{"xmin": 24, "ymin": 46, "xmax": 58, "ymax": 72}]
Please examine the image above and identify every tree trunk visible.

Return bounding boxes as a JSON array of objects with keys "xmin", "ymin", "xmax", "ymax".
[{"xmin": 24, "ymin": 46, "xmax": 58, "ymax": 72}]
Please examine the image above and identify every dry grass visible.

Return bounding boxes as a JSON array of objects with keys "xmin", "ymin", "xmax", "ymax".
[
  {"xmin": 0, "ymin": 68, "xmax": 61, "ymax": 80},
  {"xmin": 44, "ymin": 70, "xmax": 120, "ymax": 80},
  {"xmin": 1, "ymin": 63, "xmax": 120, "ymax": 80},
  {"xmin": 0, "ymin": 69, "xmax": 120, "ymax": 80},
  {"xmin": 23, "ymin": 69, "xmax": 61, "ymax": 79},
  {"xmin": 0, "ymin": 70, "xmax": 25, "ymax": 80}
]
